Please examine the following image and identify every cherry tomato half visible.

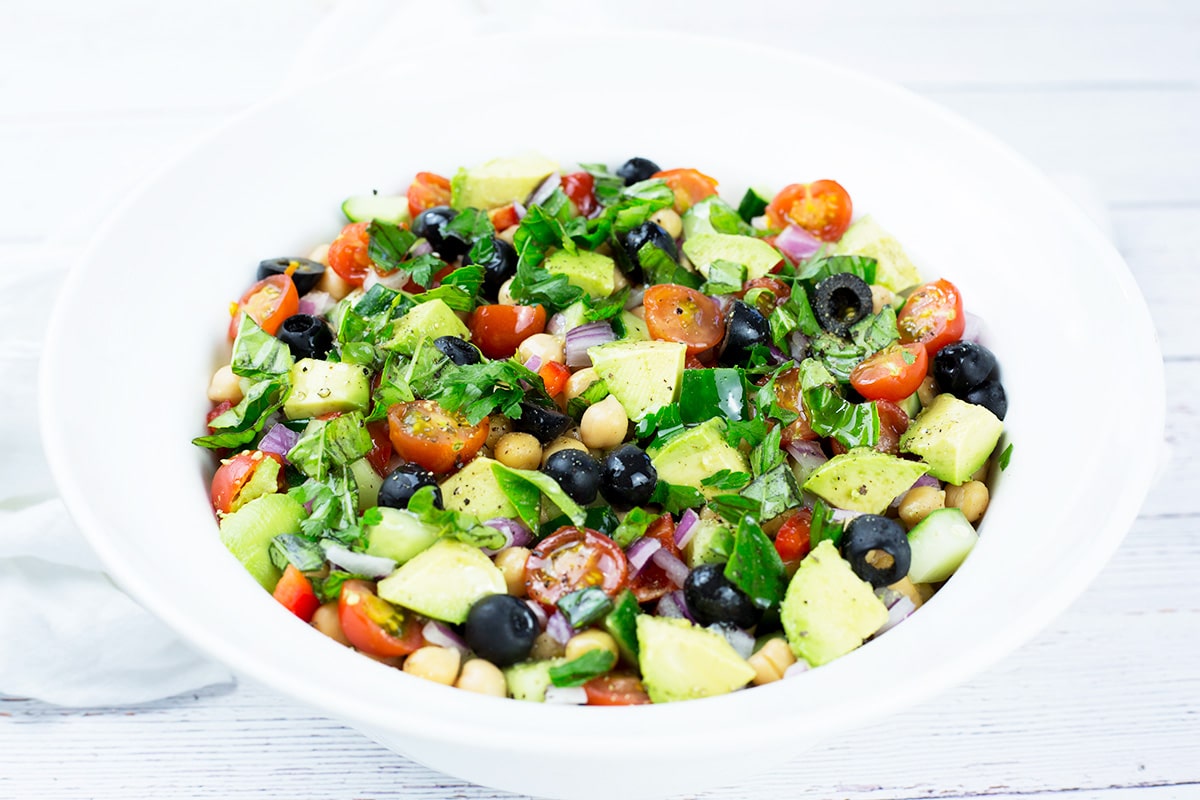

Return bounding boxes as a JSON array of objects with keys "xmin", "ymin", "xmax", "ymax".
[
  {"xmin": 365, "ymin": 420, "xmax": 393, "ymax": 477},
  {"xmin": 407, "ymin": 171, "xmax": 452, "ymax": 220},
  {"xmin": 584, "ymin": 673, "xmax": 651, "ymax": 706},
  {"xmin": 652, "ymin": 168, "xmax": 719, "ymax": 213},
  {"xmin": 338, "ymin": 580, "xmax": 424, "ymax": 658},
  {"xmin": 526, "ymin": 527, "xmax": 629, "ymax": 608},
  {"xmin": 849, "ymin": 343, "xmax": 929, "ymax": 402},
  {"xmin": 897, "ymin": 279, "xmax": 965, "ymax": 356},
  {"xmin": 560, "ymin": 171, "xmax": 598, "ymax": 217},
  {"xmin": 642, "ymin": 284, "xmax": 725, "ymax": 356},
  {"xmin": 272, "ymin": 564, "xmax": 320, "ymax": 622},
  {"xmin": 629, "ymin": 514, "xmax": 680, "ymax": 603},
  {"xmin": 487, "ymin": 203, "xmax": 521, "ymax": 232},
  {"xmin": 772, "ymin": 366, "xmax": 819, "ymax": 444},
  {"xmin": 228, "ymin": 274, "xmax": 299, "ymax": 339},
  {"xmin": 775, "ymin": 508, "xmax": 812, "ymax": 563},
  {"xmin": 765, "ymin": 180, "xmax": 853, "ymax": 242},
  {"xmin": 386, "ymin": 400, "xmax": 489, "ymax": 474},
  {"xmin": 538, "ymin": 361, "xmax": 571, "ymax": 397},
  {"xmin": 468, "ymin": 304, "xmax": 547, "ymax": 359},
  {"xmin": 327, "ymin": 221, "xmax": 375, "ymax": 286},
  {"xmin": 210, "ymin": 450, "xmax": 285, "ymax": 514}
]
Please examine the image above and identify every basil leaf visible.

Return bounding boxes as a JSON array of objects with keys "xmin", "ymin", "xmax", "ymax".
[
  {"xmin": 679, "ymin": 368, "xmax": 749, "ymax": 425},
  {"xmin": 634, "ymin": 402, "xmax": 685, "ymax": 447},
  {"xmin": 287, "ymin": 412, "xmax": 373, "ymax": 480},
  {"xmin": 548, "ymin": 648, "xmax": 618, "ymax": 688},
  {"xmin": 566, "ymin": 378, "xmax": 609, "ymax": 422},
  {"xmin": 557, "ymin": 587, "xmax": 614, "ymax": 629},
  {"xmin": 580, "ymin": 162, "xmax": 625, "ymax": 207},
  {"xmin": 490, "ymin": 463, "xmax": 587, "ymax": 527},
  {"xmin": 797, "ymin": 254, "xmax": 877, "ymax": 286},
  {"xmin": 999, "ymin": 442, "xmax": 1014, "ymax": 471},
  {"xmin": 809, "ymin": 498, "xmax": 842, "ymax": 548},
  {"xmin": 749, "ymin": 424, "xmax": 785, "ymax": 477},
  {"xmin": 723, "ymin": 515, "xmax": 786, "ymax": 610},
  {"xmin": 582, "ymin": 287, "xmax": 629, "ymax": 322},
  {"xmin": 490, "ymin": 463, "xmax": 543, "ymax": 531},
  {"xmin": 403, "ymin": 485, "xmax": 505, "ymax": 550},
  {"xmin": 312, "ymin": 570, "xmax": 371, "ymax": 604},
  {"xmin": 603, "ymin": 589, "xmax": 641, "ymax": 662},
  {"xmin": 700, "ymin": 469, "xmax": 752, "ymax": 491},
  {"xmin": 649, "ymin": 480, "xmax": 706, "ymax": 514},
  {"xmin": 231, "ymin": 315, "xmax": 293, "ymax": 380},
  {"xmin": 367, "ymin": 220, "xmax": 418, "ymax": 273},
  {"xmin": 803, "ymin": 384, "xmax": 880, "ymax": 450},
  {"xmin": 611, "ymin": 507, "xmax": 659, "ymax": 548},
  {"xmin": 740, "ymin": 463, "xmax": 802, "ymax": 521},
  {"xmin": 709, "ymin": 493, "xmax": 760, "ymax": 525},
  {"xmin": 192, "ymin": 378, "xmax": 286, "ymax": 449},
  {"xmin": 270, "ymin": 533, "xmax": 325, "ymax": 572}
]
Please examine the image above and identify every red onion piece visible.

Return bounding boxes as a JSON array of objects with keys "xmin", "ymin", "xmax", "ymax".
[
  {"xmin": 527, "ymin": 173, "xmax": 561, "ymax": 208},
  {"xmin": 960, "ymin": 311, "xmax": 990, "ymax": 348},
  {"xmin": 774, "ymin": 224, "xmax": 822, "ymax": 262},
  {"xmin": 258, "ymin": 423, "xmax": 300, "ymax": 461},
  {"xmin": 409, "ymin": 240, "xmax": 434, "ymax": 257},
  {"xmin": 674, "ymin": 508, "xmax": 700, "ymax": 548},
  {"xmin": 546, "ymin": 610, "xmax": 573, "ymax": 645},
  {"xmin": 650, "ymin": 548, "xmax": 690, "ymax": 587},
  {"xmin": 767, "ymin": 344, "xmax": 789, "ymax": 365},
  {"xmin": 786, "ymin": 440, "xmax": 828, "ymax": 479},
  {"xmin": 320, "ymin": 542, "xmax": 396, "ymax": 579},
  {"xmin": 626, "ymin": 537, "xmax": 662, "ymax": 576},
  {"xmin": 708, "ymin": 624, "xmax": 754, "ymax": 660},
  {"xmin": 545, "ymin": 312, "xmax": 569, "ymax": 336},
  {"xmin": 875, "ymin": 595, "xmax": 916, "ymax": 636},
  {"xmin": 512, "ymin": 201, "xmax": 527, "ymax": 221},
  {"xmin": 654, "ymin": 592, "xmax": 686, "ymax": 620},
  {"xmin": 421, "ymin": 621, "xmax": 469, "ymax": 655},
  {"xmin": 624, "ymin": 285, "xmax": 646, "ymax": 310},
  {"xmin": 564, "ymin": 321, "xmax": 615, "ymax": 368},
  {"xmin": 544, "ymin": 686, "xmax": 588, "ymax": 705},
  {"xmin": 483, "ymin": 518, "xmax": 532, "ymax": 551},
  {"xmin": 525, "ymin": 599, "xmax": 548, "ymax": 630},
  {"xmin": 783, "ymin": 660, "xmax": 811, "ymax": 679},
  {"xmin": 787, "ymin": 330, "xmax": 810, "ymax": 361},
  {"xmin": 670, "ymin": 590, "xmax": 696, "ymax": 623},
  {"xmin": 523, "ymin": 353, "xmax": 543, "ymax": 373},
  {"xmin": 297, "ymin": 290, "xmax": 335, "ymax": 318}
]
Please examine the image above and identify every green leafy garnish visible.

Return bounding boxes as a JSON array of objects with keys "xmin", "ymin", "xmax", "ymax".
[
  {"xmin": 700, "ymin": 469, "xmax": 752, "ymax": 491},
  {"xmin": 634, "ymin": 403, "xmax": 685, "ymax": 448},
  {"xmin": 566, "ymin": 378, "xmax": 610, "ymax": 422},
  {"xmin": 442, "ymin": 207, "xmax": 495, "ymax": 245},
  {"xmin": 740, "ymin": 463, "xmax": 803, "ymax": 521},
  {"xmin": 312, "ymin": 570, "xmax": 371, "ymax": 604},
  {"xmin": 579, "ymin": 162, "xmax": 625, "ymax": 207},
  {"xmin": 709, "ymin": 493, "xmax": 761, "ymax": 524},
  {"xmin": 749, "ymin": 424, "xmax": 785, "ymax": 477},
  {"xmin": 428, "ymin": 358, "xmax": 550, "ymax": 425},
  {"xmin": 999, "ymin": 442, "xmax": 1013, "ymax": 471},
  {"xmin": 269, "ymin": 533, "xmax": 325, "ymax": 572},
  {"xmin": 809, "ymin": 498, "xmax": 842, "ymax": 548},
  {"xmin": 287, "ymin": 412, "xmax": 373, "ymax": 480},
  {"xmin": 230, "ymin": 315, "xmax": 293, "ymax": 380},
  {"xmin": 701, "ymin": 258, "xmax": 747, "ymax": 295},
  {"xmin": 649, "ymin": 480, "xmax": 706, "ymax": 514},
  {"xmin": 548, "ymin": 648, "xmax": 618, "ymax": 688},
  {"xmin": 405, "ymin": 253, "xmax": 448, "ymax": 290},
  {"xmin": 288, "ymin": 468, "xmax": 362, "ymax": 542},
  {"xmin": 491, "ymin": 463, "xmax": 587, "ymax": 529},
  {"xmin": 797, "ymin": 254, "xmax": 877, "ymax": 286},
  {"xmin": 557, "ymin": 587, "xmax": 614, "ymax": 629},
  {"xmin": 405, "ymin": 485, "xmax": 506, "ymax": 551},
  {"xmin": 582, "ymin": 287, "xmax": 629, "ymax": 322},
  {"xmin": 413, "ymin": 264, "xmax": 486, "ymax": 311},
  {"xmin": 367, "ymin": 220, "xmax": 418, "ymax": 273},
  {"xmin": 723, "ymin": 515, "xmax": 787, "ymax": 609},
  {"xmin": 192, "ymin": 378, "xmax": 287, "ymax": 449},
  {"xmin": 611, "ymin": 507, "xmax": 659, "ymax": 548}
]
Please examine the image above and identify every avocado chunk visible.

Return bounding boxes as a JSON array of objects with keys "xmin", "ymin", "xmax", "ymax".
[
  {"xmin": 900, "ymin": 394, "xmax": 1003, "ymax": 485},
  {"xmin": 284, "ymin": 358, "xmax": 371, "ymax": 420},
  {"xmin": 364, "ymin": 506, "xmax": 441, "ymax": 565},
  {"xmin": 348, "ymin": 458, "xmax": 381, "ymax": 511},
  {"xmin": 545, "ymin": 249, "xmax": 616, "ymax": 299},
  {"xmin": 684, "ymin": 517, "xmax": 735, "ymax": 567},
  {"xmin": 218, "ymin": 493, "xmax": 306, "ymax": 590},
  {"xmin": 503, "ymin": 658, "xmax": 568, "ymax": 702},
  {"xmin": 587, "ymin": 340, "xmax": 686, "ymax": 421},
  {"xmin": 803, "ymin": 449, "xmax": 929, "ymax": 514},
  {"xmin": 450, "ymin": 154, "xmax": 558, "ymax": 211},
  {"xmin": 438, "ymin": 456, "xmax": 518, "ymax": 520},
  {"xmin": 781, "ymin": 540, "xmax": 889, "ymax": 667},
  {"xmin": 636, "ymin": 616, "xmax": 755, "ymax": 703},
  {"xmin": 341, "ymin": 194, "xmax": 410, "ymax": 226},
  {"xmin": 376, "ymin": 538, "xmax": 506, "ymax": 624},
  {"xmin": 830, "ymin": 215, "xmax": 921, "ymax": 293},
  {"xmin": 649, "ymin": 418, "xmax": 750, "ymax": 499},
  {"xmin": 681, "ymin": 233, "xmax": 782, "ymax": 280},
  {"xmin": 385, "ymin": 299, "xmax": 470, "ymax": 355},
  {"xmin": 906, "ymin": 507, "xmax": 979, "ymax": 583}
]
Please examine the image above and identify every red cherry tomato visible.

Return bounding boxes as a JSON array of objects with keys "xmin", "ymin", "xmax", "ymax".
[
  {"xmin": 210, "ymin": 450, "xmax": 285, "ymax": 514},
  {"xmin": 338, "ymin": 580, "xmax": 424, "ymax": 658},
  {"xmin": 560, "ymin": 171, "xmax": 598, "ymax": 217},
  {"xmin": 849, "ymin": 343, "xmax": 929, "ymax": 402},
  {"xmin": 772, "ymin": 367, "xmax": 820, "ymax": 444},
  {"xmin": 386, "ymin": 400, "xmax": 489, "ymax": 474},
  {"xmin": 487, "ymin": 203, "xmax": 520, "ymax": 232},
  {"xmin": 651, "ymin": 168, "xmax": 719, "ymax": 213},
  {"xmin": 829, "ymin": 399, "xmax": 910, "ymax": 457},
  {"xmin": 526, "ymin": 527, "xmax": 630, "ymax": 608},
  {"xmin": 365, "ymin": 420, "xmax": 393, "ymax": 477},
  {"xmin": 538, "ymin": 361, "xmax": 571, "ymax": 397},
  {"xmin": 406, "ymin": 171, "xmax": 452, "ymax": 220},
  {"xmin": 584, "ymin": 673, "xmax": 651, "ymax": 705},
  {"xmin": 327, "ymin": 221, "xmax": 375, "ymax": 286},
  {"xmin": 642, "ymin": 284, "xmax": 725, "ymax": 356},
  {"xmin": 272, "ymin": 564, "xmax": 320, "ymax": 622},
  {"xmin": 775, "ymin": 508, "xmax": 813, "ymax": 563},
  {"xmin": 897, "ymin": 279, "xmax": 965, "ymax": 356},
  {"xmin": 765, "ymin": 180, "xmax": 853, "ymax": 242},
  {"xmin": 629, "ymin": 514, "xmax": 680, "ymax": 603},
  {"xmin": 467, "ymin": 304, "xmax": 547, "ymax": 359},
  {"xmin": 228, "ymin": 274, "xmax": 299, "ymax": 339}
]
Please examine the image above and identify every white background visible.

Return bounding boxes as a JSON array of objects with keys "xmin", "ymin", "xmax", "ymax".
[{"xmin": 2, "ymin": 0, "xmax": 1198, "ymax": 798}]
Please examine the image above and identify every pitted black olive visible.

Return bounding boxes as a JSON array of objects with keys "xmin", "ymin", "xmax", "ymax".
[
  {"xmin": 464, "ymin": 594, "xmax": 539, "ymax": 667},
  {"xmin": 600, "ymin": 444, "xmax": 657, "ymax": 509},
  {"xmin": 276, "ymin": 313, "xmax": 333, "ymax": 360},
  {"xmin": 684, "ymin": 563, "xmax": 763, "ymax": 628},
  {"xmin": 841, "ymin": 514, "xmax": 911, "ymax": 588},
  {"xmin": 933, "ymin": 342, "xmax": 998, "ymax": 397},
  {"xmin": 719, "ymin": 300, "xmax": 770, "ymax": 367},
  {"xmin": 621, "ymin": 221, "xmax": 679, "ymax": 277},
  {"xmin": 378, "ymin": 462, "xmax": 442, "ymax": 510},
  {"xmin": 542, "ymin": 449, "xmax": 602, "ymax": 505},
  {"xmin": 616, "ymin": 157, "xmax": 662, "ymax": 186},
  {"xmin": 257, "ymin": 257, "xmax": 326, "ymax": 296},
  {"xmin": 433, "ymin": 335, "xmax": 482, "ymax": 366},
  {"xmin": 464, "ymin": 235, "xmax": 517, "ymax": 298},
  {"xmin": 964, "ymin": 379, "xmax": 1008, "ymax": 420},
  {"xmin": 511, "ymin": 402, "xmax": 572, "ymax": 444},
  {"xmin": 812, "ymin": 273, "xmax": 874, "ymax": 337},
  {"xmin": 412, "ymin": 205, "xmax": 469, "ymax": 261}
]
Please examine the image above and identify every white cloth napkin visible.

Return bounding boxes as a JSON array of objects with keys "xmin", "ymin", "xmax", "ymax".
[{"xmin": 0, "ymin": 0, "xmax": 1116, "ymax": 707}]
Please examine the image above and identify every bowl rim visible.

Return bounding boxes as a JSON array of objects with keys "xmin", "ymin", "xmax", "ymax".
[{"xmin": 39, "ymin": 29, "xmax": 1164, "ymax": 756}]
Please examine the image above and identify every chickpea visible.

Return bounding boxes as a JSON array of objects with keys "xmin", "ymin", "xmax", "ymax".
[
  {"xmin": 541, "ymin": 435, "xmax": 588, "ymax": 467},
  {"xmin": 650, "ymin": 207, "xmax": 683, "ymax": 239},
  {"xmin": 564, "ymin": 630, "xmax": 619, "ymax": 662},
  {"xmin": 494, "ymin": 546, "xmax": 531, "ymax": 596},
  {"xmin": 748, "ymin": 638, "xmax": 796, "ymax": 686},
  {"xmin": 497, "ymin": 225, "xmax": 519, "ymax": 245},
  {"xmin": 945, "ymin": 480, "xmax": 990, "ymax": 523},
  {"xmin": 611, "ymin": 265, "xmax": 630, "ymax": 291},
  {"xmin": 402, "ymin": 645, "xmax": 461, "ymax": 686},
  {"xmin": 870, "ymin": 284, "xmax": 895, "ymax": 314},
  {"xmin": 629, "ymin": 305, "xmax": 646, "ymax": 320},
  {"xmin": 493, "ymin": 433, "xmax": 543, "ymax": 470},
  {"xmin": 315, "ymin": 265, "xmax": 353, "ymax": 300},
  {"xmin": 530, "ymin": 632, "xmax": 566, "ymax": 660},
  {"xmin": 455, "ymin": 658, "xmax": 508, "ymax": 697},
  {"xmin": 517, "ymin": 333, "xmax": 565, "ymax": 366},
  {"xmin": 898, "ymin": 485, "xmax": 946, "ymax": 528},
  {"xmin": 311, "ymin": 602, "xmax": 351, "ymax": 647},
  {"xmin": 565, "ymin": 368, "xmax": 600, "ymax": 401},
  {"xmin": 580, "ymin": 395, "xmax": 629, "ymax": 450},
  {"xmin": 497, "ymin": 278, "xmax": 517, "ymax": 305},
  {"xmin": 207, "ymin": 364, "xmax": 243, "ymax": 404},
  {"xmin": 307, "ymin": 242, "xmax": 331, "ymax": 266},
  {"xmin": 917, "ymin": 375, "xmax": 938, "ymax": 407},
  {"xmin": 485, "ymin": 417, "xmax": 512, "ymax": 450}
]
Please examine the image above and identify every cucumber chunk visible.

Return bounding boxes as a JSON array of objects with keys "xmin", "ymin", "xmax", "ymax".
[
  {"xmin": 341, "ymin": 194, "xmax": 410, "ymax": 225},
  {"xmin": 906, "ymin": 507, "xmax": 979, "ymax": 583}
]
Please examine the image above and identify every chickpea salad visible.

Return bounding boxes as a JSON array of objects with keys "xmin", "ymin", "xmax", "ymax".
[{"xmin": 197, "ymin": 155, "xmax": 1011, "ymax": 704}]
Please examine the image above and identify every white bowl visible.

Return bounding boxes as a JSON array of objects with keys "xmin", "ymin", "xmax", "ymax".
[{"xmin": 40, "ymin": 32, "xmax": 1163, "ymax": 800}]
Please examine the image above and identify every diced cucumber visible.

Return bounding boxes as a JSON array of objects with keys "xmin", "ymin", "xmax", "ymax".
[
  {"xmin": 349, "ymin": 458, "xmax": 381, "ymax": 511},
  {"xmin": 603, "ymin": 589, "xmax": 641, "ymax": 665},
  {"xmin": 363, "ymin": 507, "xmax": 440, "ymax": 565},
  {"xmin": 906, "ymin": 507, "xmax": 979, "ymax": 583},
  {"xmin": 218, "ymin": 494, "xmax": 307, "ymax": 590},
  {"xmin": 504, "ymin": 658, "xmax": 568, "ymax": 702},
  {"xmin": 342, "ymin": 194, "xmax": 410, "ymax": 226}
]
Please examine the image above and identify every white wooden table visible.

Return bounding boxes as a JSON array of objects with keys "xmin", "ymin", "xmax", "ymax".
[{"xmin": 3, "ymin": 1, "xmax": 1198, "ymax": 797}]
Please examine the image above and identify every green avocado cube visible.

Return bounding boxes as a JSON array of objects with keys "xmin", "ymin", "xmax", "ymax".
[
  {"xmin": 283, "ymin": 359, "xmax": 371, "ymax": 420},
  {"xmin": 364, "ymin": 506, "xmax": 441, "ymax": 565},
  {"xmin": 376, "ymin": 539, "xmax": 506, "ymax": 624},
  {"xmin": 682, "ymin": 232, "xmax": 782, "ymax": 280},
  {"xmin": 385, "ymin": 299, "xmax": 470, "ymax": 355},
  {"xmin": 830, "ymin": 215, "xmax": 921, "ymax": 293},
  {"xmin": 438, "ymin": 456, "xmax": 518, "ymax": 520},
  {"xmin": 900, "ymin": 394, "xmax": 1003, "ymax": 485},
  {"xmin": 545, "ymin": 249, "xmax": 616, "ymax": 299},
  {"xmin": 636, "ymin": 616, "xmax": 755, "ymax": 703},
  {"xmin": 450, "ymin": 154, "xmax": 559, "ymax": 211},
  {"xmin": 803, "ymin": 449, "xmax": 929, "ymax": 514},
  {"xmin": 781, "ymin": 540, "xmax": 889, "ymax": 667},
  {"xmin": 587, "ymin": 340, "xmax": 686, "ymax": 421},
  {"xmin": 649, "ymin": 418, "xmax": 750, "ymax": 499}
]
